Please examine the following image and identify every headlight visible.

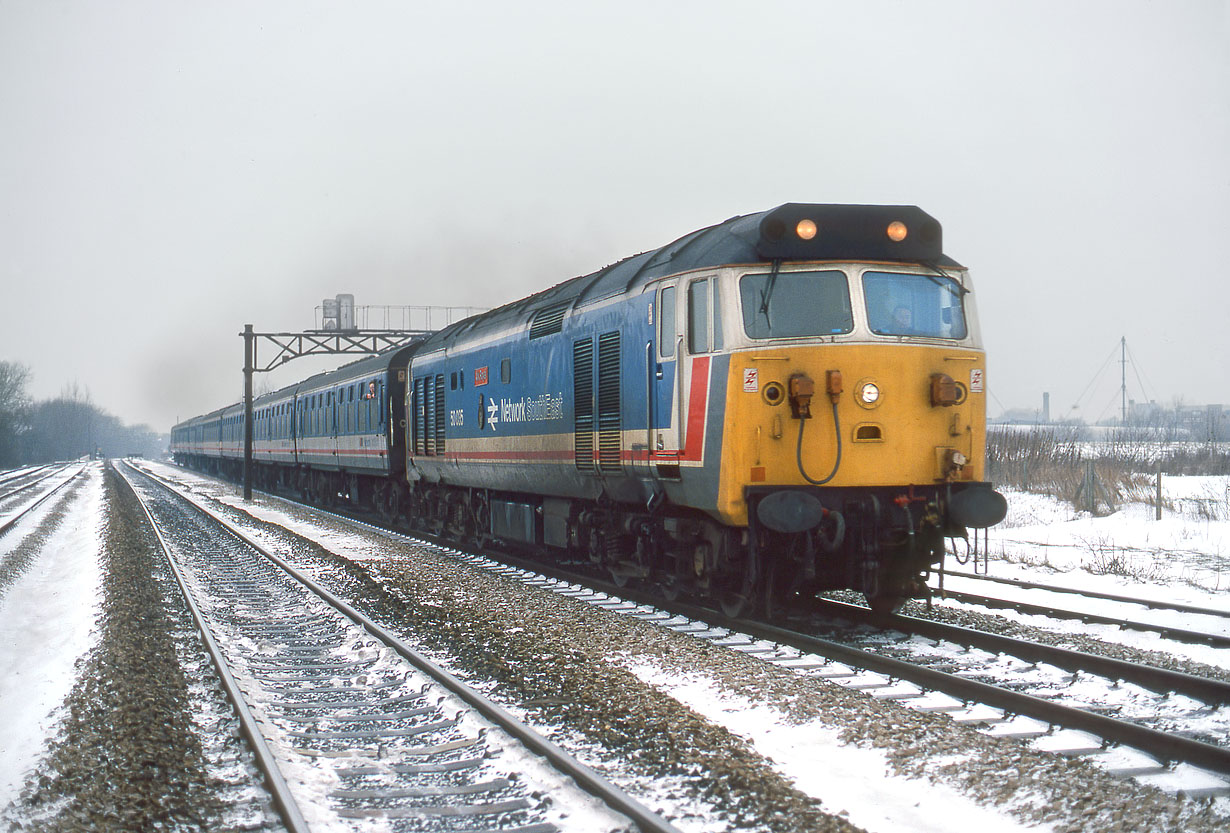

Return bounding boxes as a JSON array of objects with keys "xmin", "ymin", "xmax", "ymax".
[{"xmin": 857, "ymin": 381, "xmax": 880, "ymax": 406}]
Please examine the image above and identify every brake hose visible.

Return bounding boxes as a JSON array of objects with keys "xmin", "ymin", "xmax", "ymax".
[{"xmin": 796, "ymin": 399, "xmax": 842, "ymax": 485}]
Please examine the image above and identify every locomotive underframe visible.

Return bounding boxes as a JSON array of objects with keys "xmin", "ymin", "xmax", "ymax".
[{"xmin": 175, "ymin": 449, "xmax": 984, "ymax": 615}]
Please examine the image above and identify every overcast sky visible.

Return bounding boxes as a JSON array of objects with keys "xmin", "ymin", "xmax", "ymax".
[{"xmin": 2, "ymin": 1, "xmax": 1227, "ymax": 431}]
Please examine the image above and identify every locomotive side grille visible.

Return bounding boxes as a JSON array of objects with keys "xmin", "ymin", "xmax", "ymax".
[
  {"xmin": 597, "ymin": 331, "xmax": 622, "ymax": 473},
  {"xmin": 422, "ymin": 376, "xmax": 435, "ymax": 456},
  {"xmin": 573, "ymin": 338, "xmax": 595, "ymax": 472},
  {"xmin": 413, "ymin": 377, "xmax": 426, "ymax": 456},
  {"xmin": 433, "ymin": 374, "xmax": 446, "ymax": 455},
  {"xmin": 529, "ymin": 302, "xmax": 568, "ymax": 339}
]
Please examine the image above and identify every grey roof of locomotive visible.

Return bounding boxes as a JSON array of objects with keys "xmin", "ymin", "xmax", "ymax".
[{"xmin": 415, "ymin": 202, "xmax": 960, "ymax": 354}]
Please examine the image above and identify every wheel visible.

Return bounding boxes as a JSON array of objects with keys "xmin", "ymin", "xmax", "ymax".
[
  {"xmin": 718, "ymin": 543, "xmax": 760, "ymax": 618},
  {"xmin": 657, "ymin": 577, "xmax": 682, "ymax": 602},
  {"xmin": 719, "ymin": 591, "xmax": 751, "ymax": 618},
  {"xmin": 866, "ymin": 594, "xmax": 905, "ymax": 615},
  {"xmin": 761, "ymin": 558, "xmax": 799, "ymax": 620}
]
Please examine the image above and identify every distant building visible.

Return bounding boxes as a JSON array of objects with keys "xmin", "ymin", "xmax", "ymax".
[
  {"xmin": 1127, "ymin": 400, "xmax": 1228, "ymax": 441},
  {"xmin": 992, "ymin": 398, "xmax": 1229, "ymax": 440}
]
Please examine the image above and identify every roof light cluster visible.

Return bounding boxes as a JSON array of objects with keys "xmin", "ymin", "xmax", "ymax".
[
  {"xmin": 755, "ymin": 204, "xmax": 944, "ymax": 263},
  {"xmin": 792, "ymin": 216, "xmax": 911, "ymax": 243}
]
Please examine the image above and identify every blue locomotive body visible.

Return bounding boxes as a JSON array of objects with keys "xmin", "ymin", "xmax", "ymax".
[{"xmin": 173, "ymin": 204, "xmax": 1006, "ymax": 613}]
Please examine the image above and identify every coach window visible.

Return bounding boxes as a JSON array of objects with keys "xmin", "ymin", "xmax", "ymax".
[{"xmin": 659, "ymin": 285, "xmax": 677, "ymax": 358}]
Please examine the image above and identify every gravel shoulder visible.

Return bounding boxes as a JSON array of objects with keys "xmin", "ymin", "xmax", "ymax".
[{"xmin": 2, "ymin": 465, "xmax": 274, "ymax": 832}]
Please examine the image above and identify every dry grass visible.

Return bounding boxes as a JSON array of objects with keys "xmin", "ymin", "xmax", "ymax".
[{"xmin": 986, "ymin": 427, "xmax": 1230, "ymax": 515}]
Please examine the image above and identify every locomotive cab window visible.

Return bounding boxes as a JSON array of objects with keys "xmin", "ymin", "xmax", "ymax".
[
  {"xmin": 864, "ymin": 271, "xmax": 967, "ymax": 339},
  {"xmin": 741, "ymin": 270, "xmax": 853, "ymax": 339}
]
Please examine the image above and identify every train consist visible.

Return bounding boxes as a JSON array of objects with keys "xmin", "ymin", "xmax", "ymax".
[{"xmin": 172, "ymin": 203, "xmax": 1007, "ymax": 614}]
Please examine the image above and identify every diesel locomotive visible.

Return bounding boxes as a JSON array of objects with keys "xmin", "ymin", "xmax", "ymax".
[{"xmin": 172, "ymin": 203, "xmax": 1007, "ymax": 614}]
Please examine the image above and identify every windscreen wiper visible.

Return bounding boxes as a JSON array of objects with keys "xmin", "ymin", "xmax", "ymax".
[
  {"xmin": 922, "ymin": 261, "xmax": 968, "ymax": 298},
  {"xmin": 758, "ymin": 258, "xmax": 783, "ymax": 325}
]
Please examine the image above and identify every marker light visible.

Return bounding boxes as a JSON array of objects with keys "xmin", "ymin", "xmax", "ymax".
[
  {"xmin": 886, "ymin": 221, "xmax": 908, "ymax": 242},
  {"xmin": 858, "ymin": 382, "xmax": 880, "ymax": 405},
  {"xmin": 796, "ymin": 218, "xmax": 818, "ymax": 240}
]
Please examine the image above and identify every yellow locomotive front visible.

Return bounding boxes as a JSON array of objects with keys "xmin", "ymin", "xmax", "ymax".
[{"xmin": 703, "ymin": 207, "xmax": 1006, "ymax": 612}]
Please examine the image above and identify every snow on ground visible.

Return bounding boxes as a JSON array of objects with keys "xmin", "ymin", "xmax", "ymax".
[
  {"xmin": 621, "ymin": 661, "xmax": 1052, "ymax": 833},
  {"xmin": 935, "ymin": 478, "xmax": 1230, "ymax": 669},
  {"xmin": 988, "ymin": 479, "xmax": 1230, "ymax": 592},
  {"xmin": 0, "ymin": 463, "xmax": 104, "ymax": 805},
  {"xmin": 5, "ymin": 459, "xmax": 1229, "ymax": 830}
]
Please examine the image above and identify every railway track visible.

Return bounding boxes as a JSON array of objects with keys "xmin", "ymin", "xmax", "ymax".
[
  {"xmin": 811, "ymin": 598, "xmax": 1230, "ymax": 705},
  {"xmin": 118, "ymin": 462, "xmax": 680, "ymax": 833},
  {"xmin": 142, "ymin": 461, "xmax": 1230, "ymax": 799},
  {"xmin": 0, "ymin": 463, "xmax": 84, "ymax": 538},
  {"xmin": 0, "ymin": 464, "xmax": 55, "ymax": 492},
  {"xmin": 939, "ymin": 569, "xmax": 1230, "ymax": 620},
  {"xmin": 457, "ymin": 554, "xmax": 1230, "ymax": 797},
  {"xmin": 930, "ymin": 569, "xmax": 1230, "ymax": 649}
]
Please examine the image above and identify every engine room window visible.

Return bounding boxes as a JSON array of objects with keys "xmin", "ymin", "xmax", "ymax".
[
  {"xmin": 863, "ymin": 271, "xmax": 967, "ymax": 339},
  {"xmin": 500, "ymin": 358, "xmax": 511, "ymax": 384},
  {"xmin": 740, "ymin": 270, "xmax": 853, "ymax": 338}
]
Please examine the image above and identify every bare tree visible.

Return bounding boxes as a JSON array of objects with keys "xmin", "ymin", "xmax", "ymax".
[{"xmin": 0, "ymin": 361, "xmax": 31, "ymax": 467}]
